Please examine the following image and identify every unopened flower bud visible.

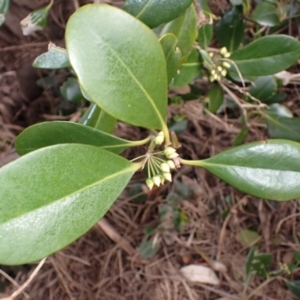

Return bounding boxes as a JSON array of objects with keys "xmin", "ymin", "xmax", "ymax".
[
  {"xmin": 160, "ymin": 162, "xmax": 170, "ymax": 173},
  {"xmin": 152, "ymin": 175, "xmax": 161, "ymax": 187},
  {"xmin": 220, "ymin": 47, "xmax": 227, "ymax": 55},
  {"xmin": 167, "ymin": 160, "xmax": 176, "ymax": 169},
  {"xmin": 209, "ymin": 52, "xmax": 214, "ymax": 57},
  {"xmin": 224, "ymin": 52, "xmax": 231, "ymax": 58},
  {"xmin": 217, "ymin": 66, "xmax": 222, "ymax": 72},
  {"xmin": 222, "ymin": 62, "xmax": 231, "ymax": 69},
  {"xmin": 146, "ymin": 178, "xmax": 154, "ymax": 190},
  {"xmin": 221, "ymin": 69, "xmax": 227, "ymax": 77},
  {"xmin": 164, "ymin": 147, "xmax": 176, "ymax": 158},
  {"xmin": 211, "ymin": 69, "xmax": 216, "ymax": 75},
  {"xmin": 163, "ymin": 172, "xmax": 172, "ymax": 182},
  {"xmin": 154, "ymin": 131, "xmax": 164, "ymax": 145}
]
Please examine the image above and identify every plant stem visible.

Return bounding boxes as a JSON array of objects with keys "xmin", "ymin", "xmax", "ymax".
[{"xmin": 180, "ymin": 158, "xmax": 204, "ymax": 167}]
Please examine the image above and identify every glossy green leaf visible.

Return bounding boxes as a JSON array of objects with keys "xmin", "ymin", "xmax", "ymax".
[
  {"xmin": 0, "ymin": 144, "xmax": 139, "ymax": 265},
  {"xmin": 198, "ymin": 23, "xmax": 213, "ymax": 50},
  {"xmin": 160, "ymin": 33, "xmax": 182, "ymax": 84},
  {"xmin": 170, "ymin": 48, "xmax": 202, "ymax": 88},
  {"xmin": 15, "ymin": 121, "xmax": 133, "ymax": 155},
  {"xmin": 249, "ymin": 76, "xmax": 277, "ymax": 103},
  {"xmin": 95, "ymin": 111, "xmax": 117, "ymax": 134},
  {"xmin": 229, "ymin": 35, "xmax": 300, "ymax": 78},
  {"xmin": 183, "ymin": 140, "xmax": 300, "ymax": 200},
  {"xmin": 124, "ymin": 0, "xmax": 193, "ymax": 29},
  {"xmin": 33, "ymin": 43, "xmax": 71, "ymax": 69},
  {"xmin": 160, "ymin": 4, "xmax": 198, "ymax": 62},
  {"xmin": 66, "ymin": 4, "xmax": 167, "ymax": 130},
  {"xmin": 266, "ymin": 115, "xmax": 300, "ymax": 142},
  {"xmin": 251, "ymin": 1, "xmax": 280, "ymax": 27},
  {"xmin": 60, "ymin": 77, "xmax": 83, "ymax": 103},
  {"xmin": 265, "ymin": 103, "xmax": 293, "ymax": 118},
  {"xmin": 216, "ymin": 6, "xmax": 245, "ymax": 52},
  {"xmin": 199, "ymin": 49, "xmax": 214, "ymax": 69},
  {"xmin": 286, "ymin": 281, "xmax": 300, "ymax": 298},
  {"xmin": 79, "ymin": 103, "xmax": 102, "ymax": 127},
  {"xmin": 208, "ymin": 83, "xmax": 224, "ymax": 113}
]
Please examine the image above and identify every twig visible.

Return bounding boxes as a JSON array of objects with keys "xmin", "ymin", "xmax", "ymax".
[
  {"xmin": 73, "ymin": 0, "xmax": 79, "ymax": 9},
  {"xmin": 0, "ymin": 271, "xmax": 29, "ymax": 299},
  {"xmin": 98, "ymin": 218, "xmax": 135, "ymax": 256},
  {"xmin": 0, "ymin": 258, "xmax": 47, "ymax": 300}
]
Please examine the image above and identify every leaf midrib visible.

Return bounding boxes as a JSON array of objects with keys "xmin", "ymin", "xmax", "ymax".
[
  {"xmin": 89, "ymin": 29, "xmax": 166, "ymax": 128},
  {"xmin": 0, "ymin": 164, "xmax": 137, "ymax": 226}
]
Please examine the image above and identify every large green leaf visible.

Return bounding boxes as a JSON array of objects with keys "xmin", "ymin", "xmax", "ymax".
[
  {"xmin": 66, "ymin": 4, "xmax": 167, "ymax": 130},
  {"xmin": 249, "ymin": 76, "xmax": 277, "ymax": 103},
  {"xmin": 286, "ymin": 281, "xmax": 300, "ymax": 298},
  {"xmin": 182, "ymin": 140, "xmax": 300, "ymax": 200},
  {"xmin": 216, "ymin": 6, "xmax": 245, "ymax": 52},
  {"xmin": 198, "ymin": 23, "xmax": 213, "ymax": 50},
  {"xmin": 160, "ymin": 4, "xmax": 198, "ymax": 62},
  {"xmin": 124, "ymin": 0, "xmax": 193, "ymax": 28},
  {"xmin": 0, "ymin": 144, "xmax": 139, "ymax": 265},
  {"xmin": 170, "ymin": 48, "xmax": 202, "ymax": 88},
  {"xmin": 208, "ymin": 83, "xmax": 224, "ymax": 113},
  {"xmin": 229, "ymin": 35, "xmax": 300, "ymax": 78},
  {"xmin": 15, "ymin": 121, "xmax": 133, "ymax": 155}
]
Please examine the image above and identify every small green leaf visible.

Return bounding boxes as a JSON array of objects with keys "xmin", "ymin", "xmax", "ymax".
[
  {"xmin": 60, "ymin": 77, "xmax": 83, "ymax": 103},
  {"xmin": 160, "ymin": 4, "xmax": 198, "ymax": 62},
  {"xmin": 0, "ymin": 0, "xmax": 10, "ymax": 14},
  {"xmin": 251, "ymin": 1, "xmax": 280, "ymax": 27},
  {"xmin": 15, "ymin": 121, "xmax": 133, "ymax": 155},
  {"xmin": 33, "ymin": 43, "xmax": 71, "ymax": 69},
  {"xmin": 208, "ymin": 83, "xmax": 224, "ymax": 113},
  {"xmin": 0, "ymin": 144, "xmax": 139, "ymax": 265},
  {"xmin": 286, "ymin": 281, "xmax": 300, "ymax": 298},
  {"xmin": 216, "ymin": 6, "xmax": 245, "ymax": 52},
  {"xmin": 198, "ymin": 23, "xmax": 213, "ymax": 50},
  {"xmin": 170, "ymin": 48, "xmax": 202, "ymax": 88},
  {"xmin": 229, "ymin": 35, "xmax": 300, "ymax": 78},
  {"xmin": 249, "ymin": 76, "xmax": 277, "ymax": 103},
  {"xmin": 124, "ymin": 0, "xmax": 193, "ymax": 28},
  {"xmin": 159, "ymin": 33, "xmax": 182, "ymax": 84},
  {"xmin": 184, "ymin": 140, "xmax": 300, "ymax": 200},
  {"xmin": 245, "ymin": 247, "xmax": 272, "ymax": 279},
  {"xmin": 265, "ymin": 103, "xmax": 293, "ymax": 118},
  {"xmin": 139, "ymin": 240, "xmax": 160, "ymax": 259},
  {"xmin": 238, "ymin": 229, "xmax": 261, "ymax": 247},
  {"xmin": 79, "ymin": 103, "xmax": 102, "ymax": 127},
  {"xmin": 199, "ymin": 49, "xmax": 214, "ymax": 69},
  {"xmin": 233, "ymin": 126, "xmax": 248, "ymax": 146},
  {"xmin": 95, "ymin": 111, "xmax": 117, "ymax": 134},
  {"xmin": 266, "ymin": 116, "xmax": 300, "ymax": 142},
  {"xmin": 66, "ymin": 4, "xmax": 167, "ymax": 130}
]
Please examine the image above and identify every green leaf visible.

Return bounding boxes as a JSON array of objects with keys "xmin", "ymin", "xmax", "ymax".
[
  {"xmin": 198, "ymin": 23, "xmax": 213, "ymax": 50},
  {"xmin": 216, "ymin": 6, "xmax": 245, "ymax": 52},
  {"xmin": 124, "ymin": 0, "xmax": 193, "ymax": 29},
  {"xmin": 0, "ymin": 14, "xmax": 4, "ymax": 26},
  {"xmin": 286, "ymin": 281, "xmax": 300, "ymax": 298},
  {"xmin": 0, "ymin": 144, "xmax": 139, "ymax": 265},
  {"xmin": 60, "ymin": 77, "xmax": 83, "ymax": 103},
  {"xmin": 15, "ymin": 121, "xmax": 133, "ymax": 155},
  {"xmin": 229, "ymin": 35, "xmax": 300, "ymax": 78},
  {"xmin": 95, "ymin": 111, "xmax": 117, "ymax": 134},
  {"xmin": 266, "ymin": 116, "xmax": 300, "ymax": 142},
  {"xmin": 208, "ymin": 83, "xmax": 224, "ymax": 113},
  {"xmin": 0, "ymin": 0, "xmax": 10, "ymax": 14},
  {"xmin": 170, "ymin": 48, "xmax": 202, "ymax": 88},
  {"xmin": 159, "ymin": 33, "xmax": 182, "ymax": 84},
  {"xmin": 199, "ymin": 49, "xmax": 214, "ymax": 69},
  {"xmin": 79, "ymin": 103, "xmax": 102, "ymax": 127},
  {"xmin": 33, "ymin": 43, "xmax": 71, "ymax": 69},
  {"xmin": 265, "ymin": 103, "xmax": 293, "ymax": 118},
  {"xmin": 184, "ymin": 140, "xmax": 300, "ymax": 200},
  {"xmin": 139, "ymin": 240, "xmax": 160, "ymax": 259},
  {"xmin": 251, "ymin": 1, "xmax": 280, "ymax": 27},
  {"xmin": 160, "ymin": 4, "xmax": 198, "ymax": 62},
  {"xmin": 238, "ymin": 229, "xmax": 261, "ymax": 247},
  {"xmin": 249, "ymin": 76, "xmax": 277, "ymax": 103},
  {"xmin": 66, "ymin": 4, "xmax": 167, "ymax": 130},
  {"xmin": 233, "ymin": 126, "xmax": 248, "ymax": 146},
  {"xmin": 245, "ymin": 247, "xmax": 272, "ymax": 279}
]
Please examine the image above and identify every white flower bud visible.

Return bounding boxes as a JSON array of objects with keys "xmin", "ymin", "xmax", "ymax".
[
  {"xmin": 224, "ymin": 52, "xmax": 231, "ymax": 58},
  {"xmin": 164, "ymin": 147, "xmax": 176, "ymax": 158},
  {"xmin": 163, "ymin": 172, "xmax": 172, "ymax": 182},
  {"xmin": 220, "ymin": 47, "xmax": 227, "ymax": 55},
  {"xmin": 152, "ymin": 175, "xmax": 161, "ymax": 187},
  {"xmin": 146, "ymin": 178, "xmax": 154, "ymax": 190},
  {"xmin": 222, "ymin": 62, "xmax": 231, "ymax": 69},
  {"xmin": 167, "ymin": 160, "xmax": 176, "ymax": 169},
  {"xmin": 160, "ymin": 162, "xmax": 170, "ymax": 173},
  {"xmin": 217, "ymin": 66, "xmax": 222, "ymax": 72},
  {"xmin": 154, "ymin": 131, "xmax": 164, "ymax": 145},
  {"xmin": 221, "ymin": 69, "xmax": 227, "ymax": 77}
]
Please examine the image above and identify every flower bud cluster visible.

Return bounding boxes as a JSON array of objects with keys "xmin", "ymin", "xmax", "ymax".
[
  {"xmin": 146, "ymin": 159, "xmax": 176, "ymax": 190},
  {"xmin": 208, "ymin": 47, "xmax": 231, "ymax": 82}
]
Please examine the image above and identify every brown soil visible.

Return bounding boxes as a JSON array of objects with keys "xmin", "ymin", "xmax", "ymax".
[{"xmin": 1, "ymin": 1, "xmax": 300, "ymax": 300}]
